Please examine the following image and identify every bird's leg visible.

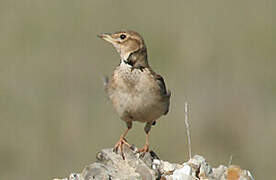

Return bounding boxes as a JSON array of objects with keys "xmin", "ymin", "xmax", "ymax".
[
  {"xmin": 113, "ymin": 122, "xmax": 132, "ymax": 159},
  {"xmin": 138, "ymin": 122, "xmax": 151, "ymax": 156},
  {"xmin": 114, "ymin": 128, "xmax": 131, "ymax": 151},
  {"xmin": 138, "ymin": 133, "xmax": 149, "ymax": 154}
]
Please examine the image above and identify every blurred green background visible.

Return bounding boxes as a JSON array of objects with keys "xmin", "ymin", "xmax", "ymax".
[{"xmin": 0, "ymin": 0, "xmax": 274, "ymax": 179}]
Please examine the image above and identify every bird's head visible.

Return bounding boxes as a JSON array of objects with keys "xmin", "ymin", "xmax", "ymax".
[{"xmin": 98, "ymin": 30, "xmax": 146, "ymax": 61}]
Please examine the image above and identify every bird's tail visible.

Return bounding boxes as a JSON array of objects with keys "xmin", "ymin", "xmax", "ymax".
[
  {"xmin": 163, "ymin": 89, "xmax": 171, "ymax": 115},
  {"xmin": 102, "ymin": 76, "xmax": 109, "ymax": 93},
  {"xmin": 166, "ymin": 89, "xmax": 171, "ymax": 98}
]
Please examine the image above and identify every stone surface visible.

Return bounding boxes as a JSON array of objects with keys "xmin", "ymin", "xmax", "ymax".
[{"xmin": 54, "ymin": 145, "xmax": 254, "ymax": 180}]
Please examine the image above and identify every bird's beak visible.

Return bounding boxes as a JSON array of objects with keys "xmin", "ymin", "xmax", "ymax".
[{"xmin": 97, "ymin": 33, "xmax": 114, "ymax": 44}]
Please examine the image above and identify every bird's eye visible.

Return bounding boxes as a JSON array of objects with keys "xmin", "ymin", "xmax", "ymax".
[{"xmin": 120, "ymin": 34, "xmax": 126, "ymax": 40}]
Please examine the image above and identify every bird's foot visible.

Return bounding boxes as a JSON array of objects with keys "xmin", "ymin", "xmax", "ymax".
[
  {"xmin": 138, "ymin": 144, "xmax": 149, "ymax": 157},
  {"xmin": 113, "ymin": 137, "xmax": 131, "ymax": 160}
]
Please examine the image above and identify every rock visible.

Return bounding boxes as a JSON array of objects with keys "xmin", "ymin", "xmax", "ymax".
[
  {"xmin": 187, "ymin": 155, "xmax": 212, "ymax": 178},
  {"xmin": 172, "ymin": 164, "xmax": 193, "ymax": 180},
  {"xmin": 54, "ymin": 145, "xmax": 254, "ymax": 180},
  {"xmin": 83, "ymin": 145, "xmax": 157, "ymax": 180}
]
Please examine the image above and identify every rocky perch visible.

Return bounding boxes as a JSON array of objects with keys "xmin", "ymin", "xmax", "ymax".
[{"xmin": 54, "ymin": 145, "xmax": 254, "ymax": 180}]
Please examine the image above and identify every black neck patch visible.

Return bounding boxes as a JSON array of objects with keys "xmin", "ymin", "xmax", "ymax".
[{"xmin": 123, "ymin": 59, "xmax": 133, "ymax": 66}]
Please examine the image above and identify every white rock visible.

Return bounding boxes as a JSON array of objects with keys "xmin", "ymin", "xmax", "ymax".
[
  {"xmin": 173, "ymin": 164, "xmax": 193, "ymax": 180},
  {"xmin": 153, "ymin": 159, "xmax": 161, "ymax": 165},
  {"xmin": 247, "ymin": 170, "xmax": 255, "ymax": 180},
  {"xmin": 69, "ymin": 173, "xmax": 81, "ymax": 180},
  {"xmin": 163, "ymin": 161, "xmax": 177, "ymax": 172},
  {"xmin": 181, "ymin": 164, "xmax": 192, "ymax": 175}
]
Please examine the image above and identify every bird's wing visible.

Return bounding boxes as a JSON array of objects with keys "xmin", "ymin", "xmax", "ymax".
[
  {"xmin": 153, "ymin": 73, "xmax": 171, "ymax": 115},
  {"xmin": 154, "ymin": 74, "xmax": 170, "ymax": 96}
]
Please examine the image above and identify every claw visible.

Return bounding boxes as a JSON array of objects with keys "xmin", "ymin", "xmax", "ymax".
[
  {"xmin": 113, "ymin": 137, "xmax": 131, "ymax": 160},
  {"xmin": 138, "ymin": 144, "xmax": 149, "ymax": 158}
]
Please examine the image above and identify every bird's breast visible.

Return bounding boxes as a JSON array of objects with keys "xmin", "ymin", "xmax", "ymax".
[
  {"xmin": 108, "ymin": 64, "xmax": 167, "ymax": 123},
  {"xmin": 113, "ymin": 64, "xmax": 154, "ymax": 94}
]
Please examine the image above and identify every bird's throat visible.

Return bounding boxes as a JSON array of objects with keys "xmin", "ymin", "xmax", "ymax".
[{"xmin": 122, "ymin": 48, "xmax": 149, "ymax": 70}]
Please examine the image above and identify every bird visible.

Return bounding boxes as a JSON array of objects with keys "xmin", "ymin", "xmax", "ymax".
[{"xmin": 98, "ymin": 30, "xmax": 171, "ymax": 159}]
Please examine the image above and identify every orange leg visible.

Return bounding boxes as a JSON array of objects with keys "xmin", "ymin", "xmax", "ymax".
[
  {"xmin": 138, "ymin": 122, "xmax": 151, "ymax": 156},
  {"xmin": 113, "ymin": 122, "xmax": 132, "ymax": 159},
  {"xmin": 138, "ymin": 132, "xmax": 149, "ymax": 155}
]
